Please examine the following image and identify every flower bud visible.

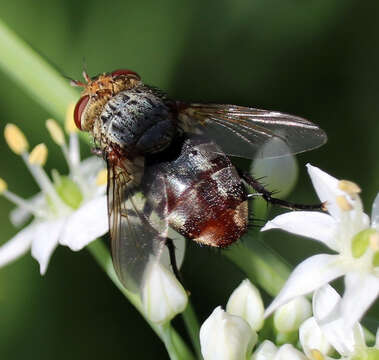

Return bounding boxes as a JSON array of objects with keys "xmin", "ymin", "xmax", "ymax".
[
  {"xmin": 299, "ymin": 317, "xmax": 331, "ymax": 358},
  {"xmin": 226, "ymin": 279, "xmax": 264, "ymax": 331},
  {"xmin": 251, "ymin": 340, "xmax": 278, "ymax": 360},
  {"xmin": 200, "ymin": 306, "xmax": 256, "ymax": 360},
  {"xmin": 142, "ymin": 258, "xmax": 187, "ymax": 324},
  {"xmin": 274, "ymin": 296, "xmax": 312, "ymax": 333},
  {"xmin": 274, "ymin": 344, "xmax": 307, "ymax": 360}
]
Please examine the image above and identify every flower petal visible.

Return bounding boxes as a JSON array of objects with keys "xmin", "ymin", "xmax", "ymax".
[
  {"xmin": 299, "ymin": 317, "xmax": 332, "ymax": 357},
  {"xmin": 274, "ymin": 344, "xmax": 307, "ymax": 360},
  {"xmin": 340, "ymin": 272, "xmax": 379, "ymax": 328},
  {"xmin": 372, "ymin": 192, "xmax": 379, "ymax": 230},
  {"xmin": 261, "ymin": 211, "xmax": 339, "ymax": 251},
  {"xmin": 59, "ymin": 195, "xmax": 108, "ymax": 251},
  {"xmin": 31, "ymin": 219, "xmax": 66, "ymax": 274},
  {"xmin": 9, "ymin": 193, "xmax": 45, "ymax": 227},
  {"xmin": 313, "ymin": 284, "xmax": 365, "ymax": 356},
  {"xmin": 0, "ymin": 224, "xmax": 36, "ymax": 267},
  {"xmin": 306, "ymin": 164, "xmax": 344, "ymax": 219},
  {"xmin": 264, "ymin": 254, "xmax": 345, "ymax": 317}
]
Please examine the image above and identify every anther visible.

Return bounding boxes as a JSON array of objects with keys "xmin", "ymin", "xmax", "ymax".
[
  {"xmin": 96, "ymin": 169, "xmax": 108, "ymax": 186},
  {"xmin": 4, "ymin": 124, "xmax": 29, "ymax": 155},
  {"xmin": 336, "ymin": 195, "xmax": 352, "ymax": 211},
  {"xmin": 29, "ymin": 144, "xmax": 48, "ymax": 166},
  {"xmin": 0, "ymin": 177, "xmax": 7, "ymax": 194},
  {"xmin": 65, "ymin": 102, "xmax": 78, "ymax": 134},
  {"xmin": 46, "ymin": 119, "xmax": 65, "ymax": 146},
  {"xmin": 338, "ymin": 180, "xmax": 361, "ymax": 196}
]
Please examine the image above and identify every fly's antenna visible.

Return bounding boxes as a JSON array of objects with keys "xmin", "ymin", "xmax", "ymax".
[{"xmin": 62, "ymin": 74, "xmax": 86, "ymax": 88}]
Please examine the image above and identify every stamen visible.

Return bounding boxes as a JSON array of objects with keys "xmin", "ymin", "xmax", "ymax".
[
  {"xmin": 1, "ymin": 187, "xmax": 46, "ymax": 218},
  {"xmin": 0, "ymin": 177, "xmax": 7, "ymax": 193},
  {"xmin": 338, "ymin": 180, "xmax": 361, "ymax": 195},
  {"xmin": 336, "ymin": 195, "xmax": 352, "ymax": 211},
  {"xmin": 29, "ymin": 144, "xmax": 48, "ymax": 166},
  {"xmin": 370, "ymin": 232, "xmax": 379, "ymax": 252},
  {"xmin": 46, "ymin": 119, "xmax": 65, "ymax": 146},
  {"xmin": 310, "ymin": 349, "xmax": 324, "ymax": 360},
  {"xmin": 65, "ymin": 102, "xmax": 78, "ymax": 134},
  {"xmin": 96, "ymin": 169, "xmax": 108, "ymax": 186},
  {"xmin": 4, "ymin": 124, "xmax": 29, "ymax": 155}
]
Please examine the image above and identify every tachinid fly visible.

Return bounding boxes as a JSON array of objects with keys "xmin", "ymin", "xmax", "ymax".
[{"xmin": 72, "ymin": 69, "xmax": 327, "ymax": 292}]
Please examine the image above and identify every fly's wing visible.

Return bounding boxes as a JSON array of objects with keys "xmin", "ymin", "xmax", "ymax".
[
  {"xmin": 178, "ymin": 103, "xmax": 327, "ymax": 159},
  {"xmin": 107, "ymin": 160, "xmax": 170, "ymax": 293}
]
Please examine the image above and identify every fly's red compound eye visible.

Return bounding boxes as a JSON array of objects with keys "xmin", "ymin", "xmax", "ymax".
[
  {"xmin": 74, "ymin": 95, "xmax": 89, "ymax": 130},
  {"xmin": 111, "ymin": 69, "xmax": 141, "ymax": 80}
]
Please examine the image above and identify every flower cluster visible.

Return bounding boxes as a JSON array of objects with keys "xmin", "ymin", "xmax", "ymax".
[
  {"xmin": 0, "ymin": 106, "xmax": 108, "ymax": 274},
  {"xmin": 200, "ymin": 279, "xmax": 378, "ymax": 360},
  {"xmin": 262, "ymin": 164, "xmax": 379, "ymax": 328}
]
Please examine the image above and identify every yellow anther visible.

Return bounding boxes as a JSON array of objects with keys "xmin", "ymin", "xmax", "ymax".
[
  {"xmin": 0, "ymin": 177, "xmax": 7, "ymax": 194},
  {"xmin": 96, "ymin": 169, "xmax": 108, "ymax": 186},
  {"xmin": 370, "ymin": 232, "xmax": 379, "ymax": 252},
  {"xmin": 336, "ymin": 195, "xmax": 352, "ymax": 211},
  {"xmin": 29, "ymin": 143, "xmax": 48, "ymax": 166},
  {"xmin": 310, "ymin": 349, "xmax": 324, "ymax": 360},
  {"xmin": 338, "ymin": 180, "xmax": 361, "ymax": 195},
  {"xmin": 4, "ymin": 124, "xmax": 29, "ymax": 155},
  {"xmin": 65, "ymin": 102, "xmax": 78, "ymax": 134},
  {"xmin": 46, "ymin": 119, "xmax": 65, "ymax": 146}
]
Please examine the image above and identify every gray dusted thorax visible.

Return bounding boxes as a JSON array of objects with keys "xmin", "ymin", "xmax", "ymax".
[{"xmin": 99, "ymin": 86, "xmax": 176, "ymax": 155}]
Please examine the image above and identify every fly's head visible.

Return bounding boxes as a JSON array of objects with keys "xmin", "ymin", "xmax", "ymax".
[{"xmin": 72, "ymin": 69, "xmax": 141, "ymax": 133}]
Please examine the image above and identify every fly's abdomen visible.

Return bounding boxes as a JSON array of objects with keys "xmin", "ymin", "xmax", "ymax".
[{"xmin": 100, "ymin": 88, "xmax": 176, "ymax": 154}]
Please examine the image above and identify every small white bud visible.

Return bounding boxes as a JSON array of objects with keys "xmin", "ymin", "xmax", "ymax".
[
  {"xmin": 275, "ymin": 344, "xmax": 307, "ymax": 360},
  {"xmin": 142, "ymin": 258, "xmax": 187, "ymax": 324},
  {"xmin": 226, "ymin": 279, "xmax": 264, "ymax": 331},
  {"xmin": 200, "ymin": 306, "xmax": 257, "ymax": 360},
  {"xmin": 274, "ymin": 296, "xmax": 312, "ymax": 333},
  {"xmin": 299, "ymin": 317, "xmax": 332, "ymax": 358},
  {"xmin": 251, "ymin": 340, "xmax": 278, "ymax": 360}
]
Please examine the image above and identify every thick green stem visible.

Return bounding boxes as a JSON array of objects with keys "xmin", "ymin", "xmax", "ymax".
[
  {"xmin": 0, "ymin": 19, "xmax": 78, "ymax": 120},
  {"xmin": 88, "ymin": 240, "xmax": 195, "ymax": 360}
]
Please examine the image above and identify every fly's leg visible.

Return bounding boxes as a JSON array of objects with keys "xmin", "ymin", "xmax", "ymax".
[
  {"xmin": 239, "ymin": 170, "xmax": 325, "ymax": 211},
  {"xmin": 165, "ymin": 238, "xmax": 186, "ymax": 288}
]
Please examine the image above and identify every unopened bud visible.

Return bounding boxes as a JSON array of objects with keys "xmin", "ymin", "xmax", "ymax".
[
  {"xmin": 226, "ymin": 279, "xmax": 264, "ymax": 331},
  {"xmin": 274, "ymin": 296, "xmax": 312, "ymax": 333}
]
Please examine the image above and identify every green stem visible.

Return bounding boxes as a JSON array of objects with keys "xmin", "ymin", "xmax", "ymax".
[
  {"xmin": 88, "ymin": 240, "xmax": 195, "ymax": 360},
  {"xmin": 181, "ymin": 302, "xmax": 202, "ymax": 359},
  {"xmin": 0, "ymin": 19, "xmax": 78, "ymax": 121}
]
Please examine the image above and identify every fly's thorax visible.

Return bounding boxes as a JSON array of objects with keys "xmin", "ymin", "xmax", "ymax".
[{"xmin": 98, "ymin": 87, "xmax": 176, "ymax": 156}]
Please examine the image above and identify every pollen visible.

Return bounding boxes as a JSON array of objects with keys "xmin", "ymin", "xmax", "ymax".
[
  {"xmin": 0, "ymin": 177, "xmax": 7, "ymax": 194},
  {"xmin": 336, "ymin": 195, "xmax": 352, "ymax": 211},
  {"xmin": 46, "ymin": 119, "xmax": 65, "ymax": 146},
  {"xmin": 338, "ymin": 180, "xmax": 361, "ymax": 196},
  {"xmin": 65, "ymin": 102, "xmax": 78, "ymax": 134},
  {"xmin": 96, "ymin": 169, "xmax": 108, "ymax": 186},
  {"xmin": 310, "ymin": 349, "xmax": 324, "ymax": 360},
  {"xmin": 29, "ymin": 143, "xmax": 48, "ymax": 166},
  {"xmin": 4, "ymin": 124, "xmax": 29, "ymax": 155}
]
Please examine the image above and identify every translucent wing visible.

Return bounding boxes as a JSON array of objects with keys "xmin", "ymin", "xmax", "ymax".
[
  {"xmin": 178, "ymin": 103, "xmax": 327, "ymax": 159},
  {"xmin": 107, "ymin": 159, "xmax": 169, "ymax": 293}
]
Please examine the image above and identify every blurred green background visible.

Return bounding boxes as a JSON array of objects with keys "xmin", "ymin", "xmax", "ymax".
[{"xmin": 0, "ymin": 0, "xmax": 378, "ymax": 358}]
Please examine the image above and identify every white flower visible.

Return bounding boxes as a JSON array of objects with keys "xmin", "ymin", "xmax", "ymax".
[
  {"xmin": 141, "ymin": 257, "xmax": 188, "ymax": 324},
  {"xmin": 251, "ymin": 340, "xmax": 278, "ymax": 360},
  {"xmin": 226, "ymin": 279, "xmax": 265, "ymax": 331},
  {"xmin": 200, "ymin": 306, "xmax": 257, "ymax": 360},
  {"xmin": 306, "ymin": 284, "xmax": 379, "ymax": 359},
  {"xmin": 273, "ymin": 296, "xmax": 312, "ymax": 334},
  {"xmin": 262, "ymin": 164, "xmax": 379, "ymax": 327},
  {"xmin": 0, "ymin": 113, "xmax": 108, "ymax": 274}
]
